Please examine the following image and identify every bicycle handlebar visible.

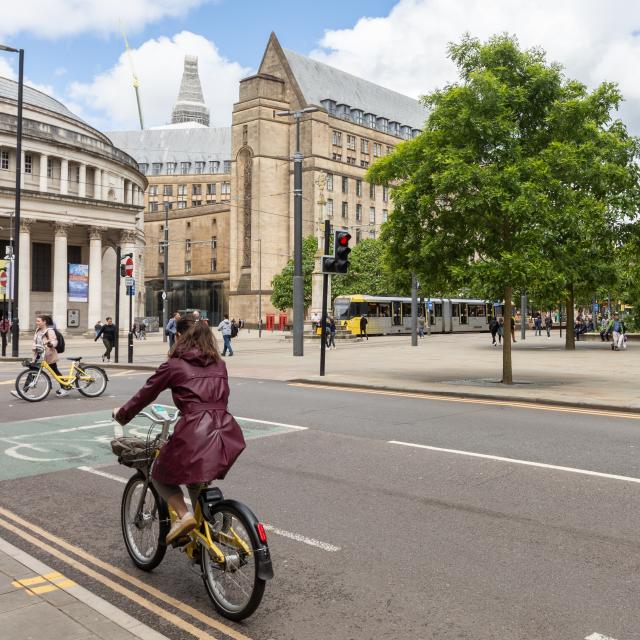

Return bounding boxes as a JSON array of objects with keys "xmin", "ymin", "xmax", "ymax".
[{"xmin": 136, "ymin": 407, "xmax": 180, "ymax": 442}]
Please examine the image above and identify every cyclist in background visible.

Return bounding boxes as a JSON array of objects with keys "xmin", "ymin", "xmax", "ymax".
[{"xmin": 112, "ymin": 318, "xmax": 246, "ymax": 544}]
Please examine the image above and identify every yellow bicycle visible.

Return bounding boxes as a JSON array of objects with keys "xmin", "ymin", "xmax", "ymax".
[
  {"xmin": 112, "ymin": 406, "xmax": 273, "ymax": 621},
  {"xmin": 15, "ymin": 348, "xmax": 108, "ymax": 402}
]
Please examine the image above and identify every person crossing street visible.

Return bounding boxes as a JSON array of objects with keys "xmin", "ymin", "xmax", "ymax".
[
  {"xmin": 95, "ymin": 317, "xmax": 116, "ymax": 362},
  {"xmin": 217, "ymin": 314, "xmax": 234, "ymax": 356}
]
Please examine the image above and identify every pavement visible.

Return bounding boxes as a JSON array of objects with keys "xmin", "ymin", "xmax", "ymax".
[
  {"xmin": 2, "ymin": 328, "xmax": 638, "ymax": 412},
  {"xmin": 0, "ymin": 535, "xmax": 168, "ymax": 640}
]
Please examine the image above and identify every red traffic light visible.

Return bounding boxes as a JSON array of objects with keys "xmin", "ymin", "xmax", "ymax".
[
  {"xmin": 0, "ymin": 272, "xmax": 7, "ymax": 288},
  {"xmin": 338, "ymin": 234, "xmax": 349, "ymax": 246}
]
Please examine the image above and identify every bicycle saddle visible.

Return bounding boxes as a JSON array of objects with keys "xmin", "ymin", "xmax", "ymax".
[{"xmin": 66, "ymin": 356, "xmax": 82, "ymax": 361}]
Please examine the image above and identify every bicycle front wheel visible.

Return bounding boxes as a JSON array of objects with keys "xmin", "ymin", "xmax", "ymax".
[
  {"xmin": 15, "ymin": 369, "xmax": 51, "ymax": 402},
  {"xmin": 121, "ymin": 473, "xmax": 169, "ymax": 571},
  {"xmin": 75, "ymin": 365, "xmax": 108, "ymax": 397},
  {"xmin": 201, "ymin": 504, "xmax": 266, "ymax": 621}
]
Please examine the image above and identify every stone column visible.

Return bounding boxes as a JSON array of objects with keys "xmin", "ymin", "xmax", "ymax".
[
  {"xmin": 39, "ymin": 153, "xmax": 48, "ymax": 192},
  {"xmin": 17, "ymin": 218, "xmax": 34, "ymax": 332},
  {"xmin": 94, "ymin": 167, "xmax": 102, "ymax": 200},
  {"xmin": 126, "ymin": 180, "xmax": 133, "ymax": 205},
  {"xmin": 60, "ymin": 158, "xmax": 68, "ymax": 195},
  {"xmin": 88, "ymin": 227, "xmax": 104, "ymax": 330},
  {"xmin": 52, "ymin": 222, "xmax": 71, "ymax": 330},
  {"xmin": 118, "ymin": 230, "xmax": 137, "ymax": 332},
  {"xmin": 101, "ymin": 170, "xmax": 108, "ymax": 200},
  {"xmin": 20, "ymin": 150, "xmax": 25, "ymax": 178},
  {"xmin": 78, "ymin": 163, "xmax": 86, "ymax": 198}
]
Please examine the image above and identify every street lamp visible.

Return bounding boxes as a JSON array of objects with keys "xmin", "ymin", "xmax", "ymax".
[
  {"xmin": 275, "ymin": 106, "xmax": 318, "ymax": 357},
  {"xmin": 162, "ymin": 202, "xmax": 169, "ymax": 342},
  {"xmin": 0, "ymin": 44, "xmax": 24, "ymax": 357}
]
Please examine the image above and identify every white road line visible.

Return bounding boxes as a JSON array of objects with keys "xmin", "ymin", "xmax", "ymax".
[
  {"xmin": 586, "ymin": 633, "xmax": 618, "ymax": 640},
  {"xmin": 76, "ymin": 466, "xmax": 340, "ymax": 552},
  {"xmin": 0, "ymin": 423, "xmax": 109, "ymax": 441},
  {"xmin": 389, "ymin": 440, "xmax": 640, "ymax": 485},
  {"xmin": 236, "ymin": 416, "xmax": 308, "ymax": 431}
]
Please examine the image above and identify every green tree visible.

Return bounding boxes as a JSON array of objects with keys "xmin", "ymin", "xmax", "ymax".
[
  {"xmin": 369, "ymin": 33, "xmax": 639, "ymax": 382},
  {"xmin": 270, "ymin": 235, "xmax": 318, "ymax": 312}
]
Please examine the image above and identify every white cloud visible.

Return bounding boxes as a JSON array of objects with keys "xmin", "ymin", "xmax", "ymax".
[
  {"xmin": 0, "ymin": 59, "xmax": 16, "ymax": 81},
  {"xmin": 0, "ymin": 0, "xmax": 212, "ymax": 39},
  {"xmin": 311, "ymin": 0, "xmax": 640, "ymax": 133},
  {"xmin": 0, "ymin": 57, "xmax": 61, "ymax": 102},
  {"xmin": 67, "ymin": 31, "xmax": 252, "ymax": 130}
]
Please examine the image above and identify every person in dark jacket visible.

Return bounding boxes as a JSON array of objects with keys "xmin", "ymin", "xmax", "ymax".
[
  {"xmin": 95, "ymin": 317, "xmax": 116, "ymax": 362},
  {"xmin": 113, "ymin": 319, "xmax": 245, "ymax": 544},
  {"xmin": 489, "ymin": 316, "xmax": 499, "ymax": 346},
  {"xmin": 359, "ymin": 315, "xmax": 368, "ymax": 340}
]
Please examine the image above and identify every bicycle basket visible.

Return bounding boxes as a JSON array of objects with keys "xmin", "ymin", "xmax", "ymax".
[{"xmin": 110, "ymin": 436, "xmax": 158, "ymax": 469}]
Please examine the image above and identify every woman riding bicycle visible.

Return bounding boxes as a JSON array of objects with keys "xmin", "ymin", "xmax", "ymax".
[{"xmin": 113, "ymin": 318, "xmax": 246, "ymax": 544}]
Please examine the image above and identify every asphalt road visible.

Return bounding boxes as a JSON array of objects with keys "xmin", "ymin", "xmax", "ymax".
[{"xmin": 0, "ymin": 361, "xmax": 639, "ymax": 640}]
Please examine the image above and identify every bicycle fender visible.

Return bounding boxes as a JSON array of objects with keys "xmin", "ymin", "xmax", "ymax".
[{"xmin": 217, "ymin": 499, "xmax": 274, "ymax": 581}]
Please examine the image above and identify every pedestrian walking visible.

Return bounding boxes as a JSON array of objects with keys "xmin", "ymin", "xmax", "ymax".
[
  {"xmin": 139, "ymin": 321, "xmax": 146, "ymax": 340},
  {"xmin": 166, "ymin": 312, "xmax": 180, "ymax": 349},
  {"xmin": 94, "ymin": 320, "xmax": 102, "ymax": 338},
  {"xmin": 599, "ymin": 315, "xmax": 611, "ymax": 342},
  {"xmin": 217, "ymin": 314, "xmax": 234, "ymax": 356},
  {"xmin": 95, "ymin": 317, "xmax": 116, "ymax": 362},
  {"xmin": 534, "ymin": 313, "xmax": 542, "ymax": 336},
  {"xmin": 326, "ymin": 316, "xmax": 337, "ymax": 349},
  {"xmin": 607, "ymin": 312, "xmax": 626, "ymax": 351},
  {"xmin": 359, "ymin": 314, "xmax": 368, "ymax": 340},
  {"xmin": 0, "ymin": 315, "xmax": 10, "ymax": 355},
  {"xmin": 132, "ymin": 322, "xmax": 139, "ymax": 340},
  {"xmin": 544, "ymin": 313, "xmax": 552, "ymax": 339},
  {"xmin": 497, "ymin": 317, "xmax": 504, "ymax": 345},
  {"xmin": 489, "ymin": 316, "xmax": 499, "ymax": 346},
  {"xmin": 418, "ymin": 315, "xmax": 425, "ymax": 338}
]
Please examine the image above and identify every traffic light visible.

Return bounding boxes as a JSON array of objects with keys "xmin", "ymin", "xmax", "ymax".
[{"xmin": 334, "ymin": 230, "xmax": 351, "ymax": 273}]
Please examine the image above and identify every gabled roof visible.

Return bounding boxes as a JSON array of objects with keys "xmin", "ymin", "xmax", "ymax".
[{"xmin": 281, "ymin": 48, "xmax": 427, "ymax": 130}]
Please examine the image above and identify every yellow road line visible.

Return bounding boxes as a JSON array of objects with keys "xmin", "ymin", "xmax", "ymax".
[
  {"xmin": 0, "ymin": 506, "xmax": 252, "ymax": 640},
  {"xmin": 290, "ymin": 382, "xmax": 640, "ymax": 421}
]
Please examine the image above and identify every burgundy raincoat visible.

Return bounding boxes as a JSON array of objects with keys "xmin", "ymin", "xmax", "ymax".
[{"xmin": 115, "ymin": 349, "xmax": 245, "ymax": 485}]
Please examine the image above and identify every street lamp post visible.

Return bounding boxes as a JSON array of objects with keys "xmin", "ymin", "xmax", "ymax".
[
  {"xmin": 162, "ymin": 202, "xmax": 169, "ymax": 342},
  {"xmin": 275, "ymin": 106, "xmax": 318, "ymax": 357},
  {"xmin": 0, "ymin": 44, "xmax": 24, "ymax": 356}
]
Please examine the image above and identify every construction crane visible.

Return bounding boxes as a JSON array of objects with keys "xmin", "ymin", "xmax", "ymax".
[{"xmin": 121, "ymin": 25, "xmax": 145, "ymax": 130}]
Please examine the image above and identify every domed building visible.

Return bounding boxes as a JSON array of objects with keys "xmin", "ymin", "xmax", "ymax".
[{"xmin": 0, "ymin": 77, "xmax": 147, "ymax": 333}]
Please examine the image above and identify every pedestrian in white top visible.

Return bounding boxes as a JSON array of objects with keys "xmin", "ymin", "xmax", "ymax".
[{"xmin": 217, "ymin": 314, "xmax": 234, "ymax": 356}]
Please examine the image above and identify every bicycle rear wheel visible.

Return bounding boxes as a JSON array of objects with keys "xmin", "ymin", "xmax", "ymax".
[
  {"xmin": 15, "ymin": 369, "xmax": 51, "ymax": 402},
  {"xmin": 75, "ymin": 365, "xmax": 108, "ymax": 397},
  {"xmin": 201, "ymin": 503, "xmax": 266, "ymax": 621},
  {"xmin": 121, "ymin": 473, "xmax": 169, "ymax": 571}
]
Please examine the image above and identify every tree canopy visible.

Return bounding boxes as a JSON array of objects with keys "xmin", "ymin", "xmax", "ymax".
[{"xmin": 368, "ymin": 33, "xmax": 640, "ymax": 383}]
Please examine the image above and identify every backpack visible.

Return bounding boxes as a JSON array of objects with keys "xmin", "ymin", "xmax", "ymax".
[
  {"xmin": 53, "ymin": 329, "xmax": 65, "ymax": 353},
  {"xmin": 230, "ymin": 323, "xmax": 238, "ymax": 338}
]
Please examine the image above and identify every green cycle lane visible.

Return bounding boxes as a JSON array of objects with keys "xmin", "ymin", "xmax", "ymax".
[{"xmin": 0, "ymin": 408, "xmax": 304, "ymax": 481}]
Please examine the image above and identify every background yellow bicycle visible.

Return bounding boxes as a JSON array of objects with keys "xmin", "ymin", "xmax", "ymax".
[{"xmin": 15, "ymin": 350, "xmax": 108, "ymax": 402}]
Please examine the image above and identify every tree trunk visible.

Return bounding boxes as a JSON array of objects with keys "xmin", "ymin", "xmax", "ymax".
[
  {"xmin": 502, "ymin": 285, "xmax": 513, "ymax": 384},
  {"xmin": 565, "ymin": 283, "xmax": 575, "ymax": 350}
]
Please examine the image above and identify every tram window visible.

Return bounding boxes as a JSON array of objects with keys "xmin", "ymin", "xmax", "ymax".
[
  {"xmin": 435, "ymin": 303, "xmax": 442, "ymax": 317},
  {"xmin": 469, "ymin": 305, "xmax": 477, "ymax": 317},
  {"xmin": 367, "ymin": 302, "xmax": 379, "ymax": 316},
  {"xmin": 401, "ymin": 303, "xmax": 412, "ymax": 318},
  {"xmin": 460, "ymin": 303, "xmax": 468, "ymax": 324},
  {"xmin": 379, "ymin": 303, "xmax": 391, "ymax": 317},
  {"xmin": 452, "ymin": 304, "xmax": 460, "ymax": 317},
  {"xmin": 334, "ymin": 299, "xmax": 350, "ymax": 320},
  {"xmin": 476, "ymin": 305, "xmax": 486, "ymax": 317}
]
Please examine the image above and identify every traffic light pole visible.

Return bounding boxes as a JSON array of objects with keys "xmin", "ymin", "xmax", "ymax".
[
  {"xmin": 114, "ymin": 246, "xmax": 121, "ymax": 363},
  {"xmin": 320, "ymin": 220, "xmax": 330, "ymax": 376}
]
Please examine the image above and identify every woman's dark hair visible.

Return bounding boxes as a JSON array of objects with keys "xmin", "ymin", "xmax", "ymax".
[
  {"xmin": 37, "ymin": 315, "xmax": 54, "ymax": 327},
  {"xmin": 171, "ymin": 318, "xmax": 220, "ymax": 363}
]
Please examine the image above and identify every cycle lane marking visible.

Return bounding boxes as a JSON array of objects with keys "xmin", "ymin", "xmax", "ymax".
[
  {"xmin": 389, "ymin": 440, "xmax": 640, "ymax": 485},
  {"xmin": 76, "ymin": 465, "xmax": 341, "ymax": 552},
  {"xmin": 585, "ymin": 633, "xmax": 619, "ymax": 640},
  {"xmin": 0, "ymin": 505, "xmax": 252, "ymax": 640}
]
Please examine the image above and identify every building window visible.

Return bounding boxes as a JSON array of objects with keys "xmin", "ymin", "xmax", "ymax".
[
  {"xmin": 209, "ymin": 161, "xmax": 220, "ymax": 173},
  {"xmin": 347, "ymin": 157, "xmax": 356, "ymax": 165},
  {"xmin": 191, "ymin": 199, "xmax": 202, "ymax": 207},
  {"xmin": 195, "ymin": 161, "xmax": 205, "ymax": 174},
  {"xmin": 163, "ymin": 185, "xmax": 173, "ymax": 196},
  {"xmin": 356, "ymin": 204, "xmax": 362, "ymax": 221},
  {"xmin": 369, "ymin": 207, "xmax": 376, "ymax": 224},
  {"xmin": 47, "ymin": 158, "xmax": 53, "ymax": 178},
  {"xmin": 158, "ymin": 262, "xmax": 164, "ymax": 275},
  {"xmin": 138, "ymin": 163, "xmax": 148, "ymax": 174},
  {"xmin": 383, "ymin": 186, "xmax": 389, "ymax": 202},
  {"xmin": 382, "ymin": 209, "xmax": 388, "ymax": 222},
  {"xmin": 149, "ymin": 202, "xmax": 158, "ymax": 212},
  {"xmin": 177, "ymin": 201, "xmax": 187, "ymax": 209},
  {"xmin": 373, "ymin": 143, "xmax": 382, "ymax": 157},
  {"xmin": 31, "ymin": 243, "xmax": 52, "ymax": 292},
  {"xmin": 180, "ymin": 162, "xmax": 191, "ymax": 174},
  {"xmin": 360, "ymin": 160, "xmax": 369, "ymax": 168},
  {"xmin": 347, "ymin": 135, "xmax": 356, "ymax": 150},
  {"xmin": 211, "ymin": 236, "xmax": 217, "ymax": 249},
  {"xmin": 149, "ymin": 185, "xmax": 158, "ymax": 196},
  {"xmin": 356, "ymin": 179, "xmax": 362, "ymax": 197},
  {"xmin": 332, "ymin": 131, "xmax": 342, "ymax": 146},
  {"xmin": 326, "ymin": 199, "xmax": 334, "ymax": 217},
  {"xmin": 386, "ymin": 146, "xmax": 393, "ymax": 155},
  {"xmin": 356, "ymin": 228, "xmax": 362, "ymax": 243},
  {"xmin": 185, "ymin": 239, "xmax": 191, "ymax": 252},
  {"xmin": 369, "ymin": 183, "xmax": 376, "ymax": 199},
  {"xmin": 341, "ymin": 201, "xmax": 348, "ymax": 218},
  {"xmin": 223, "ymin": 160, "xmax": 231, "ymax": 173},
  {"xmin": 192, "ymin": 184, "xmax": 202, "ymax": 196},
  {"xmin": 166, "ymin": 162, "xmax": 176, "ymax": 174},
  {"xmin": 1, "ymin": 150, "xmax": 8, "ymax": 170},
  {"xmin": 221, "ymin": 182, "xmax": 231, "ymax": 195},
  {"xmin": 177, "ymin": 184, "xmax": 186, "ymax": 196},
  {"xmin": 67, "ymin": 245, "xmax": 82, "ymax": 265},
  {"xmin": 152, "ymin": 163, "xmax": 163, "ymax": 175},
  {"xmin": 341, "ymin": 176, "xmax": 348, "ymax": 193},
  {"xmin": 206, "ymin": 183, "xmax": 216, "ymax": 195},
  {"xmin": 326, "ymin": 173, "xmax": 333, "ymax": 191},
  {"xmin": 186, "ymin": 221, "xmax": 191, "ymax": 229},
  {"xmin": 361, "ymin": 139, "xmax": 369, "ymax": 154},
  {"xmin": 366, "ymin": 114, "xmax": 376, "ymax": 128},
  {"xmin": 210, "ymin": 257, "xmax": 217, "ymax": 272},
  {"xmin": 74, "ymin": 166, "xmax": 80, "ymax": 183},
  {"xmin": 185, "ymin": 260, "xmax": 192, "ymax": 274},
  {"xmin": 24, "ymin": 153, "xmax": 32, "ymax": 174},
  {"xmin": 369, "ymin": 230, "xmax": 376, "ymax": 239},
  {"xmin": 332, "ymin": 153, "xmax": 342, "ymax": 161}
]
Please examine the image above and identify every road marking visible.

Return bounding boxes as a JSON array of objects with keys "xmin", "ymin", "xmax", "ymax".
[
  {"xmin": 236, "ymin": 416, "xmax": 309, "ymax": 431},
  {"xmin": 291, "ymin": 382, "xmax": 640, "ymax": 421},
  {"xmin": 0, "ymin": 507, "xmax": 251, "ymax": 640},
  {"xmin": 76, "ymin": 466, "xmax": 340, "ymax": 551},
  {"xmin": 586, "ymin": 634, "xmax": 618, "ymax": 640},
  {"xmin": 389, "ymin": 440, "xmax": 640, "ymax": 485}
]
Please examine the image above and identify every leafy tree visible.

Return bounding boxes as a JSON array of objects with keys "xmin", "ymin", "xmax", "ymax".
[
  {"xmin": 369, "ymin": 33, "xmax": 640, "ymax": 383},
  {"xmin": 270, "ymin": 235, "xmax": 318, "ymax": 312}
]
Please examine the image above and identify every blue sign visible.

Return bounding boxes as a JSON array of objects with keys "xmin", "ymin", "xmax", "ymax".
[{"xmin": 126, "ymin": 284, "xmax": 135, "ymax": 297}]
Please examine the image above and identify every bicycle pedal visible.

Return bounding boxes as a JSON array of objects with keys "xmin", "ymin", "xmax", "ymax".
[{"xmin": 171, "ymin": 535, "xmax": 190, "ymax": 548}]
